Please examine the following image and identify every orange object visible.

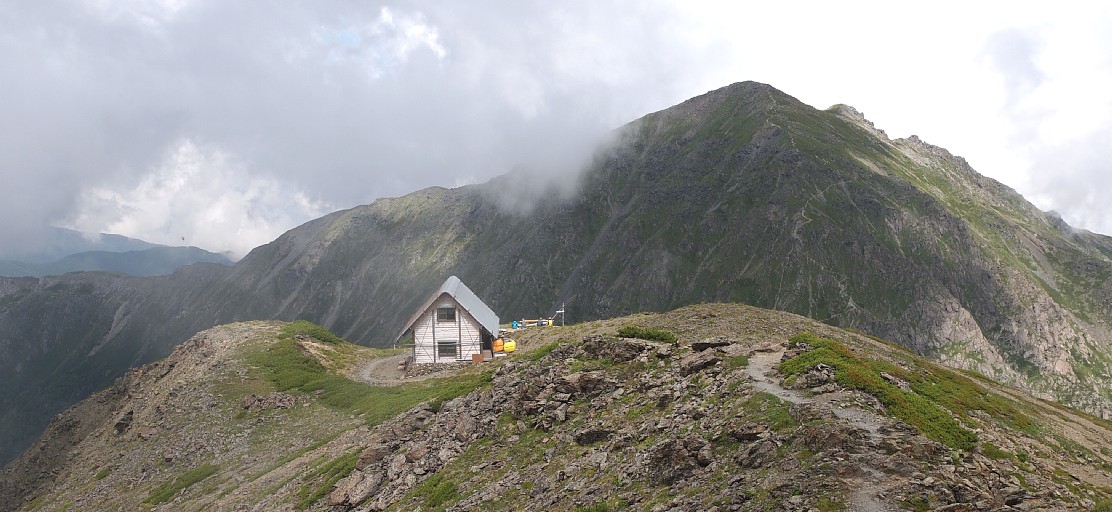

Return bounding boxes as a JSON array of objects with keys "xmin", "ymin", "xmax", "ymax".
[{"xmin": 492, "ymin": 338, "xmax": 504, "ymax": 352}]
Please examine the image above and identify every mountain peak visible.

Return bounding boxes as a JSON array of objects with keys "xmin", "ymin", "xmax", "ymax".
[
  {"xmin": 677, "ymin": 80, "xmax": 793, "ymax": 112},
  {"xmin": 714, "ymin": 80, "xmax": 778, "ymax": 95}
]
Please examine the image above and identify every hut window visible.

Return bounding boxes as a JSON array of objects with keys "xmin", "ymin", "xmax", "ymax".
[
  {"xmin": 437, "ymin": 340, "xmax": 457, "ymax": 358},
  {"xmin": 436, "ymin": 307, "xmax": 456, "ymax": 322}
]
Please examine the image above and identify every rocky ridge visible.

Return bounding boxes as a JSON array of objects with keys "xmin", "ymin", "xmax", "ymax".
[{"xmin": 6, "ymin": 304, "xmax": 1112, "ymax": 511}]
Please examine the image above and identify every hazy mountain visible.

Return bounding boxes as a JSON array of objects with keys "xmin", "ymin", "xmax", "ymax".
[
  {"xmin": 2, "ymin": 81, "xmax": 1112, "ymax": 467},
  {"xmin": 0, "ymin": 227, "xmax": 164, "ymax": 264},
  {"xmin": 0, "ymin": 246, "xmax": 233, "ymax": 277},
  {"xmin": 3, "ymin": 308, "xmax": 1112, "ymax": 510}
]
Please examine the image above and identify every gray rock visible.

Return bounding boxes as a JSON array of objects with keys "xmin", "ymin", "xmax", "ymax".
[
  {"xmin": 646, "ymin": 438, "xmax": 698, "ymax": 485},
  {"xmin": 753, "ymin": 341, "xmax": 782, "ymax": 353},
  {"xmin": 574, "ymin": 429, "xmax": 612, "ymax": 445},
  {"xmin": 880, "ymin": 372, "xmax": 912, "ymax": 392},
  {"xmin": 113, "ymin": 411, "xmax": 133, "ymax": 434},
  {"xmin": 691, "ymin": 338, "xmax": 731, "ymax": 352},
  {"xmin": 729, "ymin": 423, "xmax": 769, "ymax": 442},
  {"xmin": 581, "ymin": 335, "xmax": 648, "ymax": 362},
  {"xmin": 1003, "ymin": 486, "xmax": 1026, "ymax": 506},
  {"xmin": 737, "ymin": 439, "xmax": 778, "ymax": 469},
  {"xmin": 556, "ymin": 372, "xmax": 617, "ymax": 396},
  {"xmin": 680, "ymin": 350, "xmax": 720, "ymax": 376},
  {"xmin": 329, "ymin": 470, "xmax": 383, "ymax": 506},
  {"xmin": 720, "ymin": 344, "xmax": 750, "ymax": 357}
]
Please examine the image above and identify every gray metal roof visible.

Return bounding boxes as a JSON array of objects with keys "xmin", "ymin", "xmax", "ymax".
[{"xmin": 396, "ymin": 276, "xmax": 499, "ymax": 341}]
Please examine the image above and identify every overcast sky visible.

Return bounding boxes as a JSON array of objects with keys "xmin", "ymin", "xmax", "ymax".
[{"xmin": 2, "ymin": 1, "xmax": 1110, "ymax": 258}]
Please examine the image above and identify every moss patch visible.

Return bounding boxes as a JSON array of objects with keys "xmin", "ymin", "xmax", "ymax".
[
  {"xmin": 280, "ymin": 320, "xmax": 347, "ymax": 345},
  {"xmin": 617, "ymin": 325, "xmax": 677, "ymax": 343},
  {"xmin": 295, "ymin": 450, "xmax": 360, "ymax": 510},
  {"xmin": 740, "ymin": 392, "xmax": 797, "ymax": 432},
  {"xmin": 408, "ymin": 473, "xmax": 461, "ymax": 511},
  {"xmin": 143, "ymin": 463, "xmax": 220, "ymax": 506}
]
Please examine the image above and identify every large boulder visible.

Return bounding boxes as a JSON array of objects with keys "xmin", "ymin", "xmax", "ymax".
[
  {"xmin": 581, "ymin": 335, "xmax": 648, "ymax": 362},
  {"xmin": 680, "ymin": 350, "xmax": 720, "ymax": 376}
]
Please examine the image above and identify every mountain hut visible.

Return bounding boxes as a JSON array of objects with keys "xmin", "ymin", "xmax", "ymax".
[{"xmin": 396, "ymin": 276, "xmax": 499, "ymax": 364}]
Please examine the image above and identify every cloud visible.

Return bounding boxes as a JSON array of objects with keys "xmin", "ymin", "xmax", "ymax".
[
  {"xmin": 1, "ymin": 1, "xmax": 1111, "ymax": 258},
  {"xmin": 1026, "ymin": 126, "xmax": 1112, "ymax": 236},
  {"xmin": 983, "ymin": 28, "xmax": 1046, "ymax": 108},
  {"xmin": 0, "ymin": 1, "xmax": 717, "ymax": 254},
  {"xmin": 66, "ymin": 139, "xmax": 331, "ymax": 258},
  {"xmin": 311, "ymin": 6, "xmax": 447, "ymax": 80},
  {"xmin": 979, "ymin": 16, "xmax": 1112, "ymax": 235}
]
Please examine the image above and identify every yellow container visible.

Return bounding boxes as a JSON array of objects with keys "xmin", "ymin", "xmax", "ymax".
[
  {"xmin": 503, "ymin": 339, "xmax": 517, "ymax": 353},
  {"xmin": 492, "ymin": 338, "xmax": 504, "ymax": 353}
]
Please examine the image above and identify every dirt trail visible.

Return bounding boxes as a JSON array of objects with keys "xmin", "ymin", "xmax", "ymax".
[
  {"xmin": 746, "ymin": 351, "xmax": 885, "ymax": 441},
  {"xmin": 746, "ymin": 350, "xmax": 900, "ymax": 511},
  {"xmin": 355, "ymin": 354, "xmax": 469, "ymax": 386},
  {"xmin": 357, "ymin": 354, "xmax": 407, "ymax": 385}
]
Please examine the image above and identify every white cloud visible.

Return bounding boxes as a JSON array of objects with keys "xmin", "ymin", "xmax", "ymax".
[
  {"xmin": 966, "ymin": 8, "xmax": 1112, "ymax": 234},
  {"xmin": 66, "ymin": 139, "xmax": 331, "ymax": 258},
  {"xmin": 81, "ymin": 0, "xmax": 191, "ymax": 31},
  {"xmin": 312, "ymin": 7, "xmax": 446, "ymax": 80},
  {"xmin": 2, "ymin": 0, "xmax": 1111, "ymax": 258}
]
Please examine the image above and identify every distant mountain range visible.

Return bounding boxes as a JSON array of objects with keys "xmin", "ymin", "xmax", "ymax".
[
  {"xmin": 1, "ymin": 227, "xmax": 165, "ymax": 264},
  {"xmin": 0, "ymin": 246, "xmax": 233, "ymax": 278},
  {"xmin": 2, "ymin": 81, "xmax": 1112, "ymax": 467}
]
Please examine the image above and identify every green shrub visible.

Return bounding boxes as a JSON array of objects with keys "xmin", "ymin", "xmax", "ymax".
[
  {"xmin": 815, "ymin": 496, "xmax": 846, "ymax": 511},
  {"xmin": 617, "ymin": 325, "xmax": 677, "ymax": 343},
  {"xmin": 1094, "ymin": 499, "xmax": 1112, "ymax": 512},
  {"xmin": 726, "ymin": 354, "xmax": 750, "ymax": 368},
  {"xmin": 741, "ymin": 392, "xmax": 796, "ymax": 432},
  {"xmin": 410, "ymin": 474, "xmax": 460, "ymax": 510},
  {"xmin": 280, "ymin": 320, "xmax": 346, "ymax": 345},
  {"xmin": 94, "ymin": 468, "xmax": 111, "ymax": 480},
  {"xmin": 143, "ymin": 464, "xmax": 220, "ymax": 506},
  {"xmin": 575, "ymin": 504, "xmax": 612, "ymax": 512},
  {"xmin": 527, "ymin": 340, "xmax": 562, "ymax": 361},
  {"xmin": 901, "ymin": 496, "xmax": 931, "ymax": 512},
  {"xmin": 981, "ymin": 442, "xmax": 1012, "ymax": 460}
]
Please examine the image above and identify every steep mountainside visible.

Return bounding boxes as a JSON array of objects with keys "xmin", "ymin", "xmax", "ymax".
[
  {"xmin": 199, "ymin": 82, "xmax": 1112, "ymax": 412},
  {"xmin": 0, "ymin": 246, "xmax": 233, "ymax": 277},
  {"xmin": 3, "ymin": 81, "xmax": 1112, "ymax": 467},
  {"xmin": 4, "ymin": 306, "xmax": 1112, "ymax": 511},
  {"xmin": 0, "ymin": 264, "xmax": 234, "ymax": 464}
]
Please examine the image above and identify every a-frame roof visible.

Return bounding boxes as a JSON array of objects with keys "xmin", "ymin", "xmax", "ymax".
[{"xmin": 396, "ymin": 276, "xmax": 499, "ymax": 342}]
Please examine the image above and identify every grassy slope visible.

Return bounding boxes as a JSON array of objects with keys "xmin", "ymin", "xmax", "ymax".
[{"xmin": 17, "ymin": 321, "xmax": 492, "ymax": 512}]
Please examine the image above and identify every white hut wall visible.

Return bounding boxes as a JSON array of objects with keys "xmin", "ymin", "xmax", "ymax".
[{"xmin": 412, "ymin": 296, "xmax": 484, "ymax": 363}]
